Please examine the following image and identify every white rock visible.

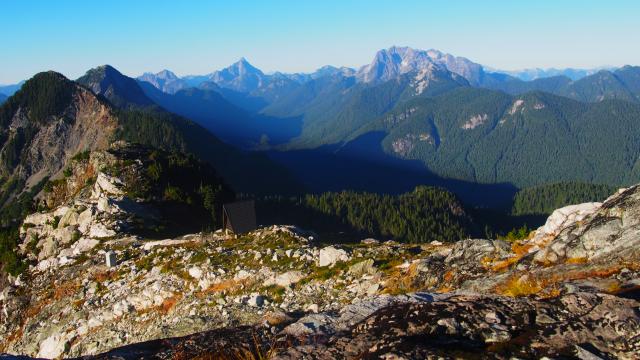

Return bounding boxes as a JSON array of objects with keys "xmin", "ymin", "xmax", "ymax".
[
  {"xmin": 73, "ymin": 238, "xmax": 100, "ymax": 255},
  {"xmin": 36, "ymin": 258, "xmax": 59, "ymax": 272},
  {"xmin": 95, "ymin": 173, "xmax": 124, "ymax": 196},
  {"xmin": 142, "ymin": 239, "xmax": 192, "ymax": 250},
  {"xmin": 189, "ymin": 266, "xmax": 203, "ymax": 279},
  {"xmin": 367, "ymin": 283, "xmax": 380, "ymax": 295},
  {"xmin": 306, "ymin": 303, "xmax": 319, "ymax": 313},
  {"xmin": 531, "ymin": 202, "xmax": 602, "ymax": 245},
  {"xmin": 53, "ymin": 206, "xmax": 70, "ymax": 218},
  {"xmin": 77, "ymin": 208, "xmax": 94, "ymax": 234},
  {"xmin": 318, "ymin": 246, "xmax": 350, "ymax": 267},
  {"xmin": 97, "ymin": 197, "xmax": 112, "ymax": 213},
  {"xmin": 53, "ymin": 226, "xmax": 77, "ymax": 245},
  {"xmin": 88, "ymin": 223, "xmax": 116, "ymax": 238},
  {"xmin": 235, "ymin": 270, "xmax": 251, "ymax": 279},
  {"xmin": 268, "ymin": 271, "xmax": 304, "ymax": 288},
  {"xmin": 58, "ymin": 208, "xmax": 79, "ymax": 228},
  {"xmin": 37, "ymin": 333, "xmax": 68, "ymax": 359},
  {"xmin": 58, "ymin": 256, "xmax": 74, "ymax": 266},
  {"xmin": 23, "ymin": 212, "xmax": 53, "ymax": 227},
  {"xmin": 38, "ymin": 237, "xmax": 58, "ymax": 260},
  {"xmin": 248, "ymin": 294, "xmax": 265, "ymax": 307}
]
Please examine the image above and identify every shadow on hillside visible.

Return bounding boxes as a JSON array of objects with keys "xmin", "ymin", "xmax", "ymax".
[{"xmin": 267, "ymin": 132, "xmax": 519, "ymax": 210}]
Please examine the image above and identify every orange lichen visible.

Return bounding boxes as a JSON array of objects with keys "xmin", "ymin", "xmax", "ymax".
[
  {"xmin": 443, "ymin": 269, "xmax": 455, "ymax": 282},
  {"xmin": 497, "ymin": 275, "xmax": 543, "ymax": 297},
  {"xmin": 490, "ymin": 257, "xmax": 521, "ymax": 273},
  {"xmin": 497, "ymin": 261, "xmax": 640, "ymax": 297},
  {"xmin": 565, "ymin": 257, "xmax": 588, "ymax": 265},
  {"xmin": 159, "ymin": 294, "xmax": 182, "ymax": 314},
  {"xmin": 484, "ymin": 241, "xmax": 535, "ymax": 273},
  {"xmin": 512, "ymin": 242, "xmax": 533, "ymax": 257}
]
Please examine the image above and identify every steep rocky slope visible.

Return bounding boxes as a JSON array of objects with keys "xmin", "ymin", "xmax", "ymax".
[
  {"xmin": 0, "ymin": 72, "xmax": 118, "ymax": 202},
  {"xmin": 1, "ymin": 147, "xmax": 639, "ymax": 359}
]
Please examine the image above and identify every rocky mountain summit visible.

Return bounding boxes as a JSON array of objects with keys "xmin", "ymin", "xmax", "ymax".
[
  {"xmin": 0, "ymin": 146, "xmax": 639, "ymax": 359},
  {"xmin": 356, "ymin": 46, "xmax": 482, "ymax": 85}
]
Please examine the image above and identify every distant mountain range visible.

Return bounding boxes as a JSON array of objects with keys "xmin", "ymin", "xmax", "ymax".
[
  {"xmin": 493, "ymin": 67, "xmax": 613, "ymax": 81},
  {"xmin": 3, "ymin": 46, "xmax": 640, "ymax": 208},
  {"xmin": 0, "ymin": 81, "xmax": 25, "ymax": 97},
  {"xmin": 93, "ymin": 48, "xmax": 640, "ymax": 202}
]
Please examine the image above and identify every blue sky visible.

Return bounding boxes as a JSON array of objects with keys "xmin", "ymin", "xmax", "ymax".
[{"xmin": 1, "ymin": 0, "xmax": 639, "ymax": 83}]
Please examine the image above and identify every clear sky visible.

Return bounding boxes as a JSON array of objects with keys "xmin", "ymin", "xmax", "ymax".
[{"xmin": 1, "ymin": 0, "xmax": 639, "ymax": 84}]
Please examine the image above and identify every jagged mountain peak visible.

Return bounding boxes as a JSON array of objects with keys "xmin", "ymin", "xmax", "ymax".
[
  {"xmin": 208, "ymin": 58, "xmax": 266, "ymax": 93},
  {"xmin": 220, "ymin": 57, "xmax": 264, "ymax": 76},
  {"xmin": 358, "ymin": 46, "xmax": 484, "ymax": 85}
]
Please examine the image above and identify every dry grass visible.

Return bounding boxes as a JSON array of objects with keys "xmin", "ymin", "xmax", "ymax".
[
  {"xmin": 203, "ymin": 278, "xmax": 252, "ymax": 295},
  {"xmin": 92, "ymin": 269, "xmax": 118, "ymax": 283},
  {"xmin": 53, "ymin": 281, "xmax": 78, "ymax": 300}
]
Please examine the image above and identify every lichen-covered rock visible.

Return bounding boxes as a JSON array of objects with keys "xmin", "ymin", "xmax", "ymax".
[{"xmin": 531, "ymin": 185, "xmax": 640, "ymax": 265}]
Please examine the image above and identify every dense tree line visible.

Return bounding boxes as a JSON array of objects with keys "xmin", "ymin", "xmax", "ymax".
[
  {"xmin": 0, "ymin": 178, "xmax": 47, "ymax": 275},
  {"xmin": 511, "ymin": 182, "xmax": 616, "ymax": 216},
  {"xmin": 0, "ymin": 72, "xmax": 74, "ymax": 127},
  {"xmin": 256, "ymin": 186, "xmax": 473, "ymax": 243}
]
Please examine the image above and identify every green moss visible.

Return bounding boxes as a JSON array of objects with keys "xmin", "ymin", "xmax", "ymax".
[
  {"xmin": 189, "ymin": 251, "xmax": 208, "ymax": 264},
  {"xmin": 71, "ymin": 150, "xmax": 90, "ymax": 162},
  {"xmin": 262, "ymin": 284, "xmax": 286, "ymax": 303}
]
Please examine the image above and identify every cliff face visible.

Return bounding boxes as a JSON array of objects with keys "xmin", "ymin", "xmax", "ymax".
[
  {"xmin": 0, "ymin": 154, "xmax": 639, "ymax": 359},
  {"xmin": 0, "ymin": 73, "xmax": 118, "ymax": 201},
  {"xmin": 18, "ymin": 88, "xmax": 117, "ymax": 189}
]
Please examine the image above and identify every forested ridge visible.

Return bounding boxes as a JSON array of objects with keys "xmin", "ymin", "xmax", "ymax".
[
  {"xmin": 512, "ymin": 182, "xmax": 617, "ymax": 215},
  {"xmin": 358, "ymin": 88, "xmax": 640, "ymax": 188}
]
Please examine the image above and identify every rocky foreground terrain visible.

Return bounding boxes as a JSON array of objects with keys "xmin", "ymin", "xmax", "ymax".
[{"xmin": 1, "ymin": 145, "xmax": 640, "ymax": 359}]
